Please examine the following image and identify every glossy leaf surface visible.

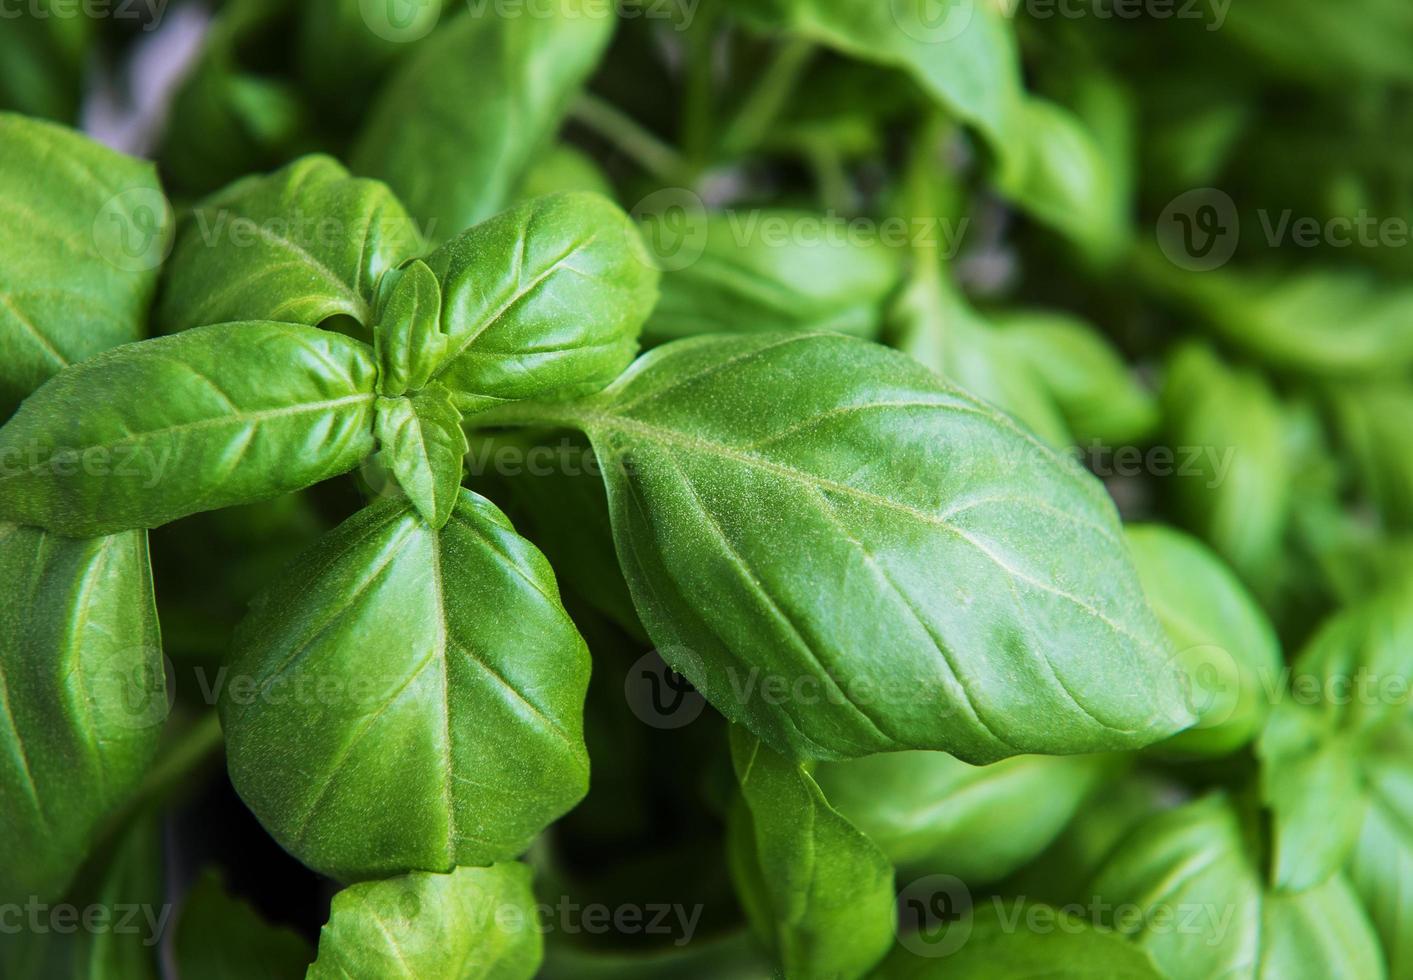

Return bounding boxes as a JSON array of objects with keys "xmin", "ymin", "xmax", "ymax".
[
  {"xmin": 0, "ymin": 322, "xmax": 379, "ymax": 536},
  {"xmin": 222, "ymin": 492, "xmax": 590, "ymax": 881},
  {"xmin": 0, "ymin": 113, "xmax": 170, "ymax": 419},
  {"xmin": 488, "ymin": 333, "xmax": 1192, "ymax": 762},
  {"xmin": 308, "ymin": 863, "xmax": 541, "ymax": 980},
  {"xmin": 159, "ymin": 155, "xmax": 424, "ymax": 334}
]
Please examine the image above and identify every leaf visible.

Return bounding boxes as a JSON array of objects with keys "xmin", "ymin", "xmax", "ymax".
[
  {"xmin": 422, "ymin": 193, "xmax": 659, "ymax": 413},
  {"xmin": 813, "ymin": 750, "xmax": 1114, "ymax": 884},
  {"xmin": 375, "ymin": 385, "xmax": 467, "ymax": 529},
  {"xmin": 873, "ymin": 901, "xmax": 1164, "ymax": 979},
  {"xmin": 1223, "ymin": 0, "xmax": 1413, "ymax": 86},
  {"xmin": 728, "ymin": 728, "xmax": 895, "ymax": 980},
  {"xmin": 515, "ymin": 143, "xmax": 615, "ymax": 202},
  {"xmin": 2, "ymin": 809, "xmax": 168, "ymax": 980},
  {"xmin": 1125, "ymin": 524, "xmax": 1283, "ymax": 756},
  {"xmin": 308, "ymin": 863, "xmax": 542, "ymax": 980},
  {"xmin": 994, "ymin": 311, "xmax": 1159, "ymax": 447},
  {"xmin": 296, "ymin": 0, "xmax": 446, "ymax": 120},
  {"xmin": 642, "ymin": 210, "xmax": 901, "ymax": 344},
  {"xmin": 725, "ymin": 1, "xmax": 1125, "ymax": 259},
  {"xmin": 889, "ymin": 259, "xmax": 1071, "ymax": 447},
  {"xmin": 482, "ymin": 333, "xmax": 1192, "ymax": 761},
  {"xmin": 0, "ymin": 6, "xmax": 90, "ymax": 122},
  {"xmin": 1329, "ymin": 383, "xmax": 1413, "ymax": 531},
  {"xmin": 374, "ymin": 259, "xmax": 447, "ymax": 397},
  {"xmin": 351, "ymin": 6, "xmax": 615, "ymax": 241},
  {"xmin": 0, "ymin": 524, "xmax": 165, "ymax": 906},
  {"xmin": 221, "ymin": 491, "xmax": 590, "ymax": 881},
  {"xmin": 0, "ymin": 322, "xmax": 378, "ymax": 536},
  {"xmin": 1090, "ymin": 794, "xmax": 1385, "ymax": 980},
  {"xmin": 159, "ymin": 155, "xmax": 424, "ymax": 334},
  {"xmin": 174, "ymin": 870, "xmax": 313, "ymax": 980},
  {"xmin": 1347, "ymin": 733, "xmax": 1413, "ymax": 980},
  {"xmin": 1161, "ymin": 343, "xmax": 1292, "ymax": 587},
  {"xmin": 1141, "ymin": 257, "xmax": 1413, "ymax": 378},
  {"xmin": 0, "ymin": 113, "xmax": 172, "ymax": 419}
]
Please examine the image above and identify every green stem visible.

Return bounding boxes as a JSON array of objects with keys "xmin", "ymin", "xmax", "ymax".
[
  {"xmin": 571, "ymin": 93, "xmax": 690, "ymax": 185},
  {"xmin": 681, "ymin": 5, "xmax": 721, "ymax": 167},
  {"xmin": 720, "ymin": 38, "xmax": 816, "ymax": 156}
]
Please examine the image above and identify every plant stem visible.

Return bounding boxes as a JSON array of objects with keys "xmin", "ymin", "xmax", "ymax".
[
  {"xmin": 571, "ymin": 93, "xmax": 690, "ymax": 185},
  {"xmin": 719, "ymin": 37, "xmax": 815, "ymax": 157},
  {"xmin": 681, "ymin": 5, "xmax": 721, "ymax": 167}
]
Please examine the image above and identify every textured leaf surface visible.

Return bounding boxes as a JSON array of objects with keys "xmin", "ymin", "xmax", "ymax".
[
  {"xmin": 352, "ymin": 8, "xmax": 614, "ymax": 240},
  {"xmin": 375, "ymin": 385, "xmax": 467, "ymax": 529},
  {"xmin": 1127, "ymin": 524, "xmax": 1282, "ymax": 755},
  {"xmin": 1091, "ymin": 794, "xmax": 1384, "ymax": 980},
  {"xmin": 0, "ymin": 322, "xmax": 378, "ymax": 536},
  {"xmin": 728, "ymin": 728, "xmax": 895, "ymax": 980},
  {"xmin": 374, "ymin": 259, "xmax": 447, "ymax": 397},
  {"xmin": 308, "ymin": 863, "xmax": 541, "ymax": 980},
  {"xmin": 159, "ymin": 155, "xmax": 424, "ymax": 334},
  {"xmin": 0, "ymin": 113, "xmax": 170, "ymax": 419},
  {"xmin": 488, "ymin": 333, "xmax": 1192, "ymax": 761},
  {"xmin": 0, "ymin": 524, "xmax": 164, "ymax": 905},
  {"xmin": 874, "ymin": 902, "xmax": 1164, "ymax": 979},
  {"xmin": 814, "ymin": 750, "xmax": 1113, "ymax": 883},
  {"xmin": 424, "ymin": 193, "xmax": 659, "ymax": 411},
  {"xmin": 221, "ymin": 492, "xmax": 590, "ymax": 881}
]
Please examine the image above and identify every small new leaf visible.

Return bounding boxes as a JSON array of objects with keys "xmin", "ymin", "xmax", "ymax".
[
  {"xmin": 374, "ymin": 385, "xmax": 467, "ymax": 529},
  {"xmin": 374, "ymin": 259, "xmax": 447, "ymax": 397}
]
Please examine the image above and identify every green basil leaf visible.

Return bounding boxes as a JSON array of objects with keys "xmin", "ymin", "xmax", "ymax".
[
  {"xmin": 0, "ymin": 113, "xmax": 172, "ymax": 419},
  {"xmin": 423, "ymin": 193, "xmax": 659, "ymax": 412},
  {"xmin": 1160, "ymin": 343, "xmax": 1292, "ymax": 587},
  {"xmin": 2, "ymin": 809, "xmax": 167, "ymax": 980},
  {"xmin": 0, "ymin": 322, "xmax": 379, "ymax": 536},
  {"xmin": 874, "ymin": 901, "xmax": 1164, "ymax": 979},
  {"xmin": 0, "ymin": 524, "xmax": 165, "ymax": 905},
  {"xmin": 352, "ymin": 6, "xmax": 615, "ymax": 240},
  {"xmin": 374, "ymin": 259, "xmax": 447, "ymax": 397},
  {"xmin": 728, "ymin": 728, "xmax": 895, "ymax": 980},
  {"xmin": 890, "ymin": 262, "xmax": 1071, "ymax": 447},
  {"xmin": 296, "ymin": 0, "xmax": 446, "ymax": 119},
  {"xmin": 1141, "ymin": 256, "xmax": 1413, "ymax": 378},
  {"xmin": 174, "ymin": 870, "xmax": 313, "ymax": 980},
  {"xmin": 1330, "ymin": 383, "xmax": 1413, "ymax": 531},
  {"xmin": 994, "ymin": 311, "xmax": 1159, "ymax": 447},
  {"xmin": 374, "ymin": 385, "xmax": 467, "ymax": 529},
  {"xmin": 813, "ymin": 750, "xmax": 1114, "ymax": 884},
  {"xmin": 159, "ymin": 155, "xmax": 424, "ymax": 334},
  {"xmin": 1223, "ymin": 0, "xmax": 1413, "ymax": 86},
  {"xmin": 1090, "ymin": 794, "xmax": 1385, "ymax": 979},
  {"xmin": 1347, "ymin": 730, "xmax": 1413, "ymax": 979},
  {"xmin": 1126, "ymin": 524, "xmax": 1283, "ymax": 756},
  {"xmin": 489, "ymin": 333, "xmax": 1190, "ymax": 761},
  {"xmin": 642, "ymin": 210, "xmax": 901, "ymax": 344},
  {"xmin": 221, "ymin": 491, "xmax": 590, "ymax": 881},
  {"xmin": 308, "ymin": 863, "xmax": 541, "ymax": 980}
]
